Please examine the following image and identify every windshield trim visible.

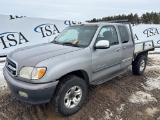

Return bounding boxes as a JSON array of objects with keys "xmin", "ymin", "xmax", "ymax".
[{"xmin": 54, "ymin": 26, "xmax": 98, "ymax": 48}]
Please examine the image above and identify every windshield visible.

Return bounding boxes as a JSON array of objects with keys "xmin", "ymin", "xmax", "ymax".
[{"xmin": 54, "ymin": 26, "xmax": 98, "ymax": 47}]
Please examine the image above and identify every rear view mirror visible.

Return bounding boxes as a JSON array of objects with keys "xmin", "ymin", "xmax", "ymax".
[{"xmin": 95, "ymin": 40, "xmax": 110, "ymax": 49}]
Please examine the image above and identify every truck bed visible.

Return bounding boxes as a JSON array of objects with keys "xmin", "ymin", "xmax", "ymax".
[{"xmin": 134, "ymin": 40, "xmax": 154, "ymax": 54}]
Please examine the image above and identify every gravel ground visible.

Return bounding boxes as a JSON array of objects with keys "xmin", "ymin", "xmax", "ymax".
[{"xmin": 0, "ymin": 54, "xmax": 159, "ymax": 120}]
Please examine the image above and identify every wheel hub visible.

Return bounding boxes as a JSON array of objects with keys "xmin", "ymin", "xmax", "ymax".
[
  {"xmin": 140, "ymin": 60, "xmax": 145, "ymax": 72},
  {"xmin": 69, "ymin": 92, "xmax": 76, "ymax": 99},
  {"xmin": 64, "ymin": 86, "xmax": 82, "ymax": 109}
]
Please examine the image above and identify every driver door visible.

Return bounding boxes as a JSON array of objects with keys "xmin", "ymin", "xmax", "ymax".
[{"xmin": 92, "ymin": 25, "xmax": 122, "ymax": 81}]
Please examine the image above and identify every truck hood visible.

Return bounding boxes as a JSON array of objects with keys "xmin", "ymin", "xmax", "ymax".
[{"xmin": 8, "ymin": 43, "xmax": 82, "ymax": 68}]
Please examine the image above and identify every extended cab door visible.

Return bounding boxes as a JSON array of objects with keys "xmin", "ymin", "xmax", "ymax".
[
  {"xmin": 118, "ymin": 25, "xmax": 134, "ymax": 68},
  {"xmin": 92, "ymin": 25, "xmax": 122, "ymax": 81}
]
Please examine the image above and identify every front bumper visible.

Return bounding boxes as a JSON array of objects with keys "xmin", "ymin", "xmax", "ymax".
[{"xmin": 3, "ymin": 67, "xmax": 59, "ymax": 105}]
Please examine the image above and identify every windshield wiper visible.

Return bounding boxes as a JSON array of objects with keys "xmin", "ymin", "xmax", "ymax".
[
  {"xmin": 51, "ymin": 40, "xmax": 61, "ymax": 44},
  {"xmin": 62, "ymin": 42, "xmax": 80, "ymax": 47}
]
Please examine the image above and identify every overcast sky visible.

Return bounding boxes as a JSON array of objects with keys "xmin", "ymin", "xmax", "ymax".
[{"xmin": 0, "ymin": 0, "xmax": 160, "ymax": 22}]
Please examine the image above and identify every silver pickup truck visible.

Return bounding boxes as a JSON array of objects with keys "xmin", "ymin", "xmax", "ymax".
[{"xmin": 3, "ymin": 20, "xmax": 155, "ymax": 116}]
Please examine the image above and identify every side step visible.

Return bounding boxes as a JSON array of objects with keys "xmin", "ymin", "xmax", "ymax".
[{"xmin": 91, "ymin": 68, "xmax": 128, "ymax": 85}]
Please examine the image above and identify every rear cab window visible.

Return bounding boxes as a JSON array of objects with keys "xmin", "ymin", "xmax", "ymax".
[{"xmin": 118, "ymin": 25, "xmax": 130, "ymax": 44}]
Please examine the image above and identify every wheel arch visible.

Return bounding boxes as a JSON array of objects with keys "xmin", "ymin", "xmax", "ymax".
[
  {"xmin": 134, "ymin": 51, "xmax": 148, "ymax": 60},
  {"xmin": 58, "ymin": 70, "xmax": 90, "ymax": 85}
]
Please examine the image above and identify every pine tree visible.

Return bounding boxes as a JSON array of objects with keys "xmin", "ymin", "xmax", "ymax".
[{"xmin": 87, "ymin": 12, "xmax": 160, "ymax": 24}]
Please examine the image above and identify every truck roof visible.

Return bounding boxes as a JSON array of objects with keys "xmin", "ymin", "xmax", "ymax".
[
  {"xmin": 72, "ymin": 19, "xmax": 131, "ymax": 27},
  {"xmin": 72, "ymin": 22, "xmax": 125, "ymax": 27}
]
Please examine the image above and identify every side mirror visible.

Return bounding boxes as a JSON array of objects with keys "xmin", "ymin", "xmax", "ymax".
[{"xmin": 95, "ymin": 40, "xmax": 110, "ymax": 49}]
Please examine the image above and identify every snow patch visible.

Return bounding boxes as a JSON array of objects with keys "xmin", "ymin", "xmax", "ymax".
[
  {"xmin": 0, "ymin": 62, "xmax": 5, "ymax": 76},
  {"xmin": 0, "ymin": 62, "xmax": 5, "ymax": 66},
  {"xmin": 89, "ymin": 117, "xmax": 94, "ymax": 120},
  {"xmin": 145, "ymin": 107, "xmax": 159, "ymax": 117},
  {"xmin": 0, "ymin": 75, "xmax": 7, "ymax": 91},
  {"xmin": 103, "ymin": 109, "xmax": 113, "ymax": 120},
  {"xmin": 0, "ymin": 71, "xmax": 2, "ymax": 76},
  {"xmin": 157, "ymin": 116, "xmax": 160, "ymax": 120},
  {"xmin": 142, "ymin": 77, "xmax": 160, "ymax": 91},
  {"xmin": 117, "ymin": 104, "xmax": 125, "ymax": 114},
  {"xmin": 0, "ymin": 62, "xmax": 7, "ymax": 91},
  {"xmin": 89, "ymin": 109, "xmax": 113, "ymax": 120},
  {"xmin": 96, "ymin": 105, "xmax": 125, "ymax": 120},
  {"xmin": 115, "ymin": 104, "xmax": 125, "ymax": 120},
  {"xmin": 129, "ymin": 91, "xmax": 157, "ymax": 104}
]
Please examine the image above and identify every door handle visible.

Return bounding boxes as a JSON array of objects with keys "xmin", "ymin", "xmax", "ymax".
[
  {"xmin": 123, "ymin": 47, "xmax": 126, "ymax": 50},
  {"xmin": 116, "ymin": 48, "xmax": 121, "ymax": 52}
]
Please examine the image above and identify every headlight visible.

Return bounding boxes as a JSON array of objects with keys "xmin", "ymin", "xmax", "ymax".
[
  {"xmin": 19, "ymin": 67, "xmax": 33, "ymax": 79},
  {"xmin": 19, "ymin": 67, "xmax": 46, "ymax": 79}
]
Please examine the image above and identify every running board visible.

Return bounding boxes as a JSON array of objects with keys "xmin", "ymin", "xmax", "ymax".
[{"xmin": 91, "ymin": 68, "xmax": 128, "ymax": 85}]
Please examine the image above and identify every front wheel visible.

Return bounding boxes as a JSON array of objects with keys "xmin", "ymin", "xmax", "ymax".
[
  {"xmin": 52, "ymin": 75, "xmax": 88, "ymax": 116},
  {"xmin": 132, "ymin": 55, "xmax": 147, "ymax": 75}
]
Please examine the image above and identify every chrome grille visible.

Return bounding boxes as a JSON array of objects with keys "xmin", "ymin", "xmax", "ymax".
[{"xmin": 6, "ymin": 58, "xmax": 17, "ymax": 76}]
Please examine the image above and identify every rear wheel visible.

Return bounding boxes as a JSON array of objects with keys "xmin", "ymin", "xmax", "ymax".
[
  {"xmin": 132, "ymin": 55, "xmax": 147, "ymax": 75},
  {"xmin": 52, "ymin": 75, "xmax": 88, "ymax": 116}
]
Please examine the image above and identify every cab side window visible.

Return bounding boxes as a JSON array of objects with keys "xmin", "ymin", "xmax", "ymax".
[
  {"xmin": 118, "ymin": 26, "xmax": 129, "ymax": 44},
  {"xmin": 97, "ymin": 26, "xmax": 119, "ymax": 46}
]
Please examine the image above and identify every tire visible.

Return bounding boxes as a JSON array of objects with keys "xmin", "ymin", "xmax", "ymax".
[
  {"xmin": 132, "ymin": 55, "xmax": 147, "ymax": 75},
  {"xmin": 52, "ymin": 75, "xmax": 88, "ymax": 116}
]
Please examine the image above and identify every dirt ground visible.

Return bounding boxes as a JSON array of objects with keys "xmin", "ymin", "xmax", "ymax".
[{"xmin": 0, "ymin": 54, "xmax": 160, "ymax": 120}]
